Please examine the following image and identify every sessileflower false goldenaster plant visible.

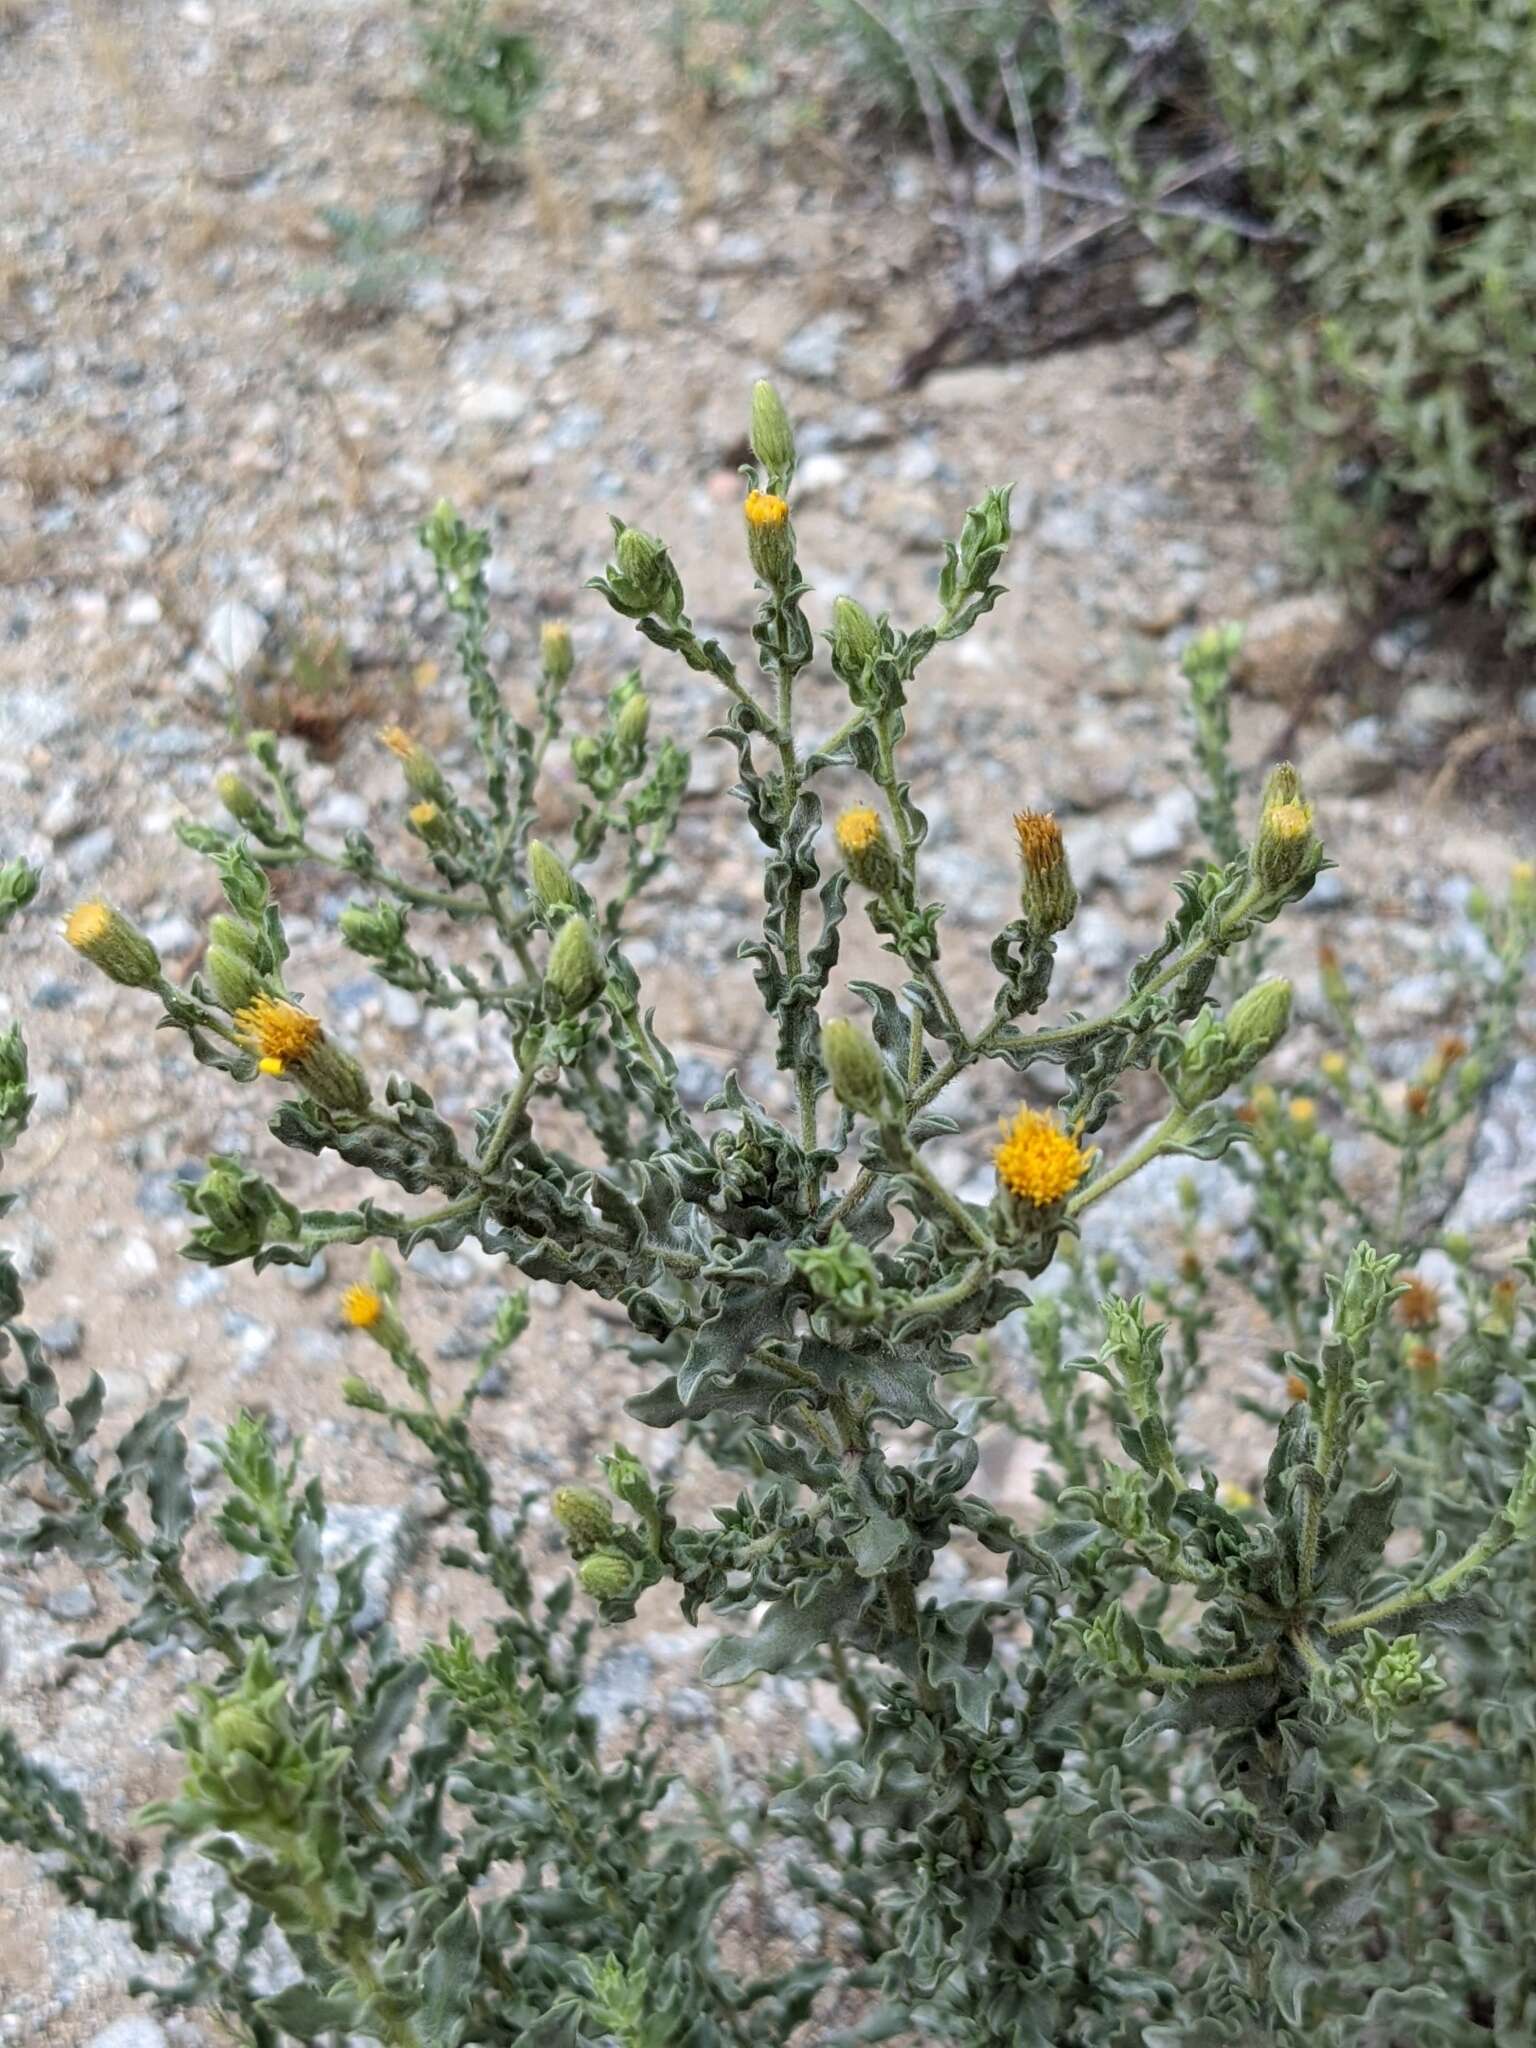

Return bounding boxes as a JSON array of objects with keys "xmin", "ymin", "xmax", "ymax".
[{"xmin": 3, "ymin": 385, "xmax": 1536, "ymax": 2045}]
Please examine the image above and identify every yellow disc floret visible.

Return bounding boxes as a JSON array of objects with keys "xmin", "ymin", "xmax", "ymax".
[
  {"xmin": 379, "ymin": 724, "xmax": 415, "ymax": 760},
  {"xmin": 993, "ymin": 1108, "xmax": 1091, "ymax": 1208},
  {"xmin": 1266, "ymin": 801, "xmax": 1312, "ymax": 842},
  {"xmin": 341, "ymin": 1284, "xmax": 384, "ymax": 1329},
  {"xmin": 744, "ymin": 489, "xmax": 790, "ymax": 527},
  {"xmin": 836, "ymin": 807, "xmax": 882, "ymax": 857},
  {"xmin": 64, "ymin": 901, "xmax": 112, "ymax": 952},
  {"xmin": 1012, "ymin": 810, "xmax": 1066, "ymax": 876},
  {"xmin": 235, "ymin": 994, "xmax": 323, "ymax": 1070}
]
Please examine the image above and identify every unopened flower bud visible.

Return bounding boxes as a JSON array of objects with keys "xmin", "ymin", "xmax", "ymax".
[
  {"xmin": 820, "ymin": 1019, "xmax": 887, "ymax": 1120},
  {"xmin": 615, "ymin": 690, "xmax": 650, "ymax": 753},
  {"xmin": 750, "ymin": 378, "xmax": 796, "ymax": 486},
  {"xmin": 1511, "ymin": 860, "xmax": 1535, "ymax": 915},
  {"xmin": 341, "ymin": 1375, "xmax": 387, "ymax": 1412},
  {"xmin": 1013, "ymin": 811, "xmax": 1077, "ymax": 936},
  {"xmin": 546, "ymin": 914, "xmax": 604, "ymax": 1013},
  {"xmin": 528, "ymin": 839, "xmax": 577, "ymax": 917},
  {"xmin": 339, "ymin": 900, "xmax": 408, "ymax": 958},
  {"xmin": 835, "ymin": 806, "xmax": 900, "ymax": 894},
  {"xmin": 830, "ymin": 596, "xmax": 880, "ymax": 681},
  {"xmin": 540, "ymin": 620, "xmax": 574, "ymax": 687},
  {"xmin": 551, "ymin": 1485, "xmax": 614, "ymax": 1553},
  {"xmin": 380, "ymin": 725, "xmax": 449, "ymax": 804},
  {"xmin": 578, "ymin": 1550, "xmax": 640, "ymax": 1600},
  {"xmin": 1252, "ymin": 764, "xmax": 1318, "ymax": 892},
  {"xmin": 215, "ymin": 772, "xmax": 278, "ymax": 836},
  {"xmin": 1225, "ymin": 977, "xmax": 1292, "ymax": 1066},
  {"xmin": 744, "ymin": 489, "xmax": 794, "ymax": 588},
  {"xmin": 205, "ymin": 943, "xmax": 266, "ymax": 1015},
  {"xmin": 614, "ymin": 525, "xmax": 672, "ymax": 610},
  {"xmin": 208, "ymin": 914, "xmax": 265, "ymax": 965},
  {"xmin": 64, "ymin": 901, "xmax": 162, "ymax": 990},
  {"xmin": 298, "ymin": 1039, "xmax": 372, "ymax": 1116}
]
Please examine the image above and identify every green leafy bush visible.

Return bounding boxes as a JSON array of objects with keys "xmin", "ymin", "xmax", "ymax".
[
  {"xmin": 411, "ymin": 0, "xmax": 542, "ymax": 156},
  {"xmin": 4, "ymin": 392, "xmax": 1536, "ymax": 2043}
]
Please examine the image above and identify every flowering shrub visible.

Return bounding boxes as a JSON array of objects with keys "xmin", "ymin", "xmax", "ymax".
[{"xmin": 3, "ymin": 388, "xmax": 1535, "ymax": 2044}]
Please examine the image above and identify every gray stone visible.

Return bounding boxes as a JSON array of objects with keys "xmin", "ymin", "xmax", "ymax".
[
  {"xmin": 778, "ymin": 313, "xmax": 848, "ymax": 383},
  {"xmin": 1305, "ymin": 718, "xmax": 1395, "ymax": 796},
  {"xmin": 175, "ymin": 1266, "xmax": 228, "ymax": 1309},
  {"xmin": 319, "ymin": 1505, "xmax": 419, "ymax": 1634},
  {"xmin": 86, "ymin": 2019, "xmax": 168, "ymax": 2048},
  {"xmin": 30, "ymin": 1072, "xmax": 72, "ymax": 1118},
  {"xmin": 281, "ymin": 1252, "xmax": 329, "ymax": 1294},
  {"xmin": 37, "ymin": 1316, "xmax": 84, "ymax": 1359},
  {"xmin": 6, "ymin": 351, "xmax": 52, "ymax": 398},
  {"xmin": 1126, "ymin": 787, "xmax": 1196, "ymax": 862},
  {"xmin": 67, "ymin": 827, "xmax": 117, "ymax": 878},
  {"xmin": 46, "ymin": 1583, "xmax": 96, "ymax": 1623},
  {"xmin": 1446, "ymin": 1056, "xmax": 1536, "ymax": 1234},
  {"xmin": 581, "ymin": 1644, "xmax": 655, "ymax": 1733},
  {"xmin": 1037, "ymin": 493, "xmax": 1103, "ymax": 556},
  {"xmin": 382, "ymin": 987, "xmax": 422, "ymax": 1031}
]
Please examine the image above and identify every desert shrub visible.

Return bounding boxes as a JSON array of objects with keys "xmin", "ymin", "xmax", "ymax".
[
  {"xmin": 410, "ymin": 0, "xmax": 542, "ymax": 157},
  {"xmin": 3, "ymin": 391, "xmax": 1536, "ymax": 2043}
]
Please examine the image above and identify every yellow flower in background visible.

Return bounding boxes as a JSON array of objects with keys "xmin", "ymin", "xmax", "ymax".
[
  {"xmin": 341, "ymin": 1284, "xmax": 384, "ymax": 1330},
  {"xmin": 994, "ymin": 1108, "xmax": 1091, "ymax": 1209}
]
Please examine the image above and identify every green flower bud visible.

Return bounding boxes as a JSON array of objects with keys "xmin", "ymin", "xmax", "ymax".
[
  {"xmin": 206, "ymin": 1702, "xmax": 282, "ymax": 1771},
  {"xmin": 63, "ymin": 901, "xmax": 162, "ymax": 990},
  {"xmin": 381, "ymin": 725, "xmax": 449, "ymax": 804},
  {"xmin": 820, "ymin": 1019, "xmax": 887, "ymax": 1120},
  {"xmin": 615, "ymin": 690, "xmax": 651, "ymax": 754},
  {"xmin": 551, "ymin": 1485, "xmax": 615, "ymax": 1554},
  {"xmin": 208, "ymin": 913, "xmax": 265, "ymax": 964},
  {"xmin": 546, "ymin": 915, "xmax": 604, "ymax": 1013},
  {"xmin": 613, "ymin": 525, "xmax": 678, "ymax": 615},
  {"xmin": 830, "ymin": 595, "xmax": 881, "ymax": 681},
  {"xmin": 1225, "ymin": 977, "xmax": 1293, "ymax": 1066},
  {"xmin": 296, "ymin": 1038, "xmax": 372, "ymax": 1116},
  {"xmin": 182, "ymin": 1156, "xmax": 301, "ymax": 1265},
  {"xmin": 579, "ymin": 1549, "xmax": 640, "ymax": 1600},
  {"xmin": 339, "ymin": 900, "xmax": 408, "ymax": 959},
  {"xmin": 571, "ymin": 735, "xmax": 602, "ymax": 781},
  {"xmin": 0, "ymin": 859, "xmax": 41, "ymax": 933},
  {"xmin": 215, "ymin": 772, "xmax": 280, "ymax": 838},
  {"xmin": 528, "ymin": 839, "xmax": 577, "ymax": 917},
  {"xmin": 341, "ymin": 1376, "xmax": 387, "ymax": 1412},
  {"xmin": 540, "ymin": 620, "xmax": 574, "ymax": 687},
  {"xmin": 205, "ymin": 943, "xmax": 267, "ymax": 1015},
  {"xmin": 750, "ymin": 378, "xmax": 796, "ymax": 487}
]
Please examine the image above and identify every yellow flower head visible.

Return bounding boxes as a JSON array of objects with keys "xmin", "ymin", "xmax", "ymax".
[
  {"xmin": 1287, "ymin": 1096, "xmax": 1316, "ymax": 1125},
  {"xmin": 994, "ymin": 1107, "xmax": 1092, "ymax": 1209},
  {"xmin": 1012, "ymin": 810, "xmax": 1066, "ymax": 876},
  {"xmin": 1217, "ymin": 1481, "xmax": 1256, "ymax": 1512},
  {"xmin": 235, "ymin": 994, "xmax": 322, "ymax": 1073},
  {"xmin": 1320, "ymin": 1051, "xmax": 1348, "ymax": 1080},
  {"xmin": 379, "ymin": 724, "xmax": 415, "ymax": 760},
  {"xmin": 409, "ymin": 801, "xmax": 439, "ymax": 828},
  {"xmin": 1266, "ymin": 801, "xmax": 1312, "ymax": 843},
  {"xmin": 64, "ymin": 901, "xmax": 112, "ymax": 952},
  {"xmin": 341, "ymin": 1284, "xmax": 384, "ymax": 1330},
  {"xmin": 836, "ymin": 807, "xmax": 882, "ymax": 857},
  {"xmin": 744, "ymin": 489, "xmax": 790, "ymax": 528}
]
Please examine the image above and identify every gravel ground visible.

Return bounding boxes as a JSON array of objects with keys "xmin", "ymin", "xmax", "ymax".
[{"xmin": 3, "ymin": 1, "xmax": 1535, "ymax": 2038}]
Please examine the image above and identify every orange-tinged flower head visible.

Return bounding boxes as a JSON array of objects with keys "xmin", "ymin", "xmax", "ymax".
[
  {"xmin": 1286, "ymin": 1372, "xmax": 1310, "ymax": 1404},
  {"xmin": 235, "ymin": 994, "xmax": 322, "ymax": 1074},
  {"xmin": 994, "ymin": 1108, "xmax": 1092, "ymax": 1209},
  {"xmin": 1287, "ymin": 1096, "xmax": 1316, "ymax": 1126},
  {"xmin": 1395, "ymin": 1274, "xmax": 1441, "ymax": 1331},
  {"xmin": 1013, "ymin": 810, "xmax": 1065, "ymax": 875},
  {"xmin": 64, "ymin": 901, "xmax": 112, "ymax": 951},
  {"xmin": 379, "ymin": 724, "xmax": 415, "ymax": 760}
]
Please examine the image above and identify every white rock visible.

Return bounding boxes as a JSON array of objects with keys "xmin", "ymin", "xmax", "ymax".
[
  {"xmin": 87, "ymin": 2019, "xmax": 168, "ymax": 2048},
  {"xmin": 204, "ymin": 600, "xmax": 267, "ymax": 677},
  {"xmin": 123, "ymin": 592, "xmax": 163, "ymax": 627},
  {"xmin": 1127, "ymin": 787, "xmax": 1196, "ymax": 862},
  {"xmin": 458, "ymin": 381, "xmax": 529, "ymax": 426}
]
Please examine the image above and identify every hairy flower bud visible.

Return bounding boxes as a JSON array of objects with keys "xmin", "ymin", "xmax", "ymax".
[
  {"xmin": 1252, "ymin": 763, "xmax": 1318, "ymax": 893},
  {"xmin": 750, "ymin": 378, "xmax": 796, "ymax": 487},
  {"xmin": 830, "ymin": 595, "xmax": 880, "ymax": 681},
  {"xmin": 1013, "ymin": 811, "xmax": 1078, "ymax": 936},
  {"xmin": 339, "ymin": 900, "xmax": 408, "ymax": 959},
  {"xmin": 205, "ymin": 943, "xmax": 267, "ymax": 1015},
  {"xmin": 744, "ymin": 489, "xmax": 794, "ymax": 589},
  {"xmin": 64, "ymin": 901, "xmax": 162, "ymax": 990},
  {"xmin": 613, "ymin": 525, "xmax": 673, "ymax": 610},
  {"xmin": 208, "ymin": 913, "xmax": 264, "ymax": 964},
  {"xmin": 546, "ymin": 915, "xmax": 604, "ymax": 1013},
  {"xmin": 380, "ymin": 725, "xmax": 449, "ymax": 804},
  {"xmin": 540, "ymin": 619, "xmax": 574, "ymax": 687},
  {"xmin": 551, "ymin": 1485, "xmax": 614, "ymax": 1554},
  {"xmin": 579, "ymin": 1550, "xmax": 640, "ymax": 1600},
  {"xmin": 835, "ymin": 807, "xmax": 900, "ymax": 894},
  {"xmin": 528, "ymin": 839, "xmax": 577, "ymax": 917},
  {"xmin": 408, "ymin": 800, "xmax": 453, "ymax": 849},
  {"xmin": 1225, "ymin": 977, "xmax": 1293, "ymax": 1066},
  {"xmin": 295, "ymin": 1038, "xmax": 372, "ymax": 1116},
  {"xmin": 615, "ymin": 690, "xmax": 650, "ymax": 754},
  {"xmin": 215, "ymin": 772, "xmax": 278, "ymax": 837},
  {"xmin": 820, "ymin": 1019, "xmax": 887, "ymax": 1120}
]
